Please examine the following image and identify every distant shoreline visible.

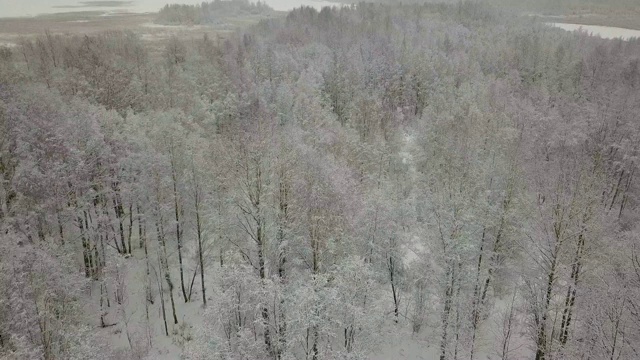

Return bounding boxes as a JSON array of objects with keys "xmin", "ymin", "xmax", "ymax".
[
  {"xmin": 0, "ymin": 0, "xmax": 342, "ymax": 19},
  {"xmin": 538, "ymin": 14, "xmax": 640, "ymax": 31}
]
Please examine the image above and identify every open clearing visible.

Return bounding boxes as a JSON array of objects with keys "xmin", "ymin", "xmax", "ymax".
[{"xmin": 0, "ymin": 11, "xmax": 280, "ymax": 48}]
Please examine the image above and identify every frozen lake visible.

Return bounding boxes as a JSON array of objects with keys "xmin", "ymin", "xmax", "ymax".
[
  {"xmin": 548, "ymin": 22, "xmax": 640, "ymax": 41},
  {"xmin": 0, "ymin": 0, "xmax": 342, "ymax": 17}
]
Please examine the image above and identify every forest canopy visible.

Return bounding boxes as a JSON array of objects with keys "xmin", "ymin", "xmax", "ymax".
[
  {"xmin": 1, "ymin": 1, "xmax": 640, "ymax": 359},
  {"xmin": 156, "ymin": 0, "xmax": 275, "ymax": 25}
]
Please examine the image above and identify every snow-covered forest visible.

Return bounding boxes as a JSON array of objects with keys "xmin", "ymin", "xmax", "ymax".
[
  {"xmin": 1, "ymin": 2, "xmax": 640, "ymax": 359},
  {"xmin": 156, "ymin": 0, "xmax": 275, "ymax": 25}
]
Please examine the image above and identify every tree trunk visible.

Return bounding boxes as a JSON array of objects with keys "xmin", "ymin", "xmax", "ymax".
[
  {"xmin": 194, "ymin": 175, "xmax": 206, "ymax": 305},
  {"xmin": 559, "ymin": 232, "xmax": 585, "ymax": 345},
  {"xmin": 258, "ymin": 220, "xmax": 273, "ymax": 355},
  {"xmin": 79, "ymin": 215, "xmax": 90, "ymax": 277},
  {"xmin": 127, "ymin": 203, "xmax": 133, "ymax": 254},
  {"xmin": 171, "ymin": 159, "xmax": 188, "ymax": 302},
  {"xmin": 440, "ymin": 262, "xmax": 455, "ymax": 360},
  {"xmin": 138, "ymin": 204, "xmax": 145, "ymax": 249},
  {"xmin": 156, "ymin": 210, "xmax": 178, "ymax": 325},
  {"xmin": 453, "ymin": 262, "xmax": 462, "ymax": 360},
  {"xmin": 311, "ymin": 325, "xmax": 319, "ymax": 360},
  {"xmin": 470, "ymin": 229, "xmax": 486, "ymax": 360},
  {"xmin": 112, "ymin": 185, "xmax": 127, "ymax": 254},
  {"xmin": 535, "ymin": 247, "xmax": 559, "ymax": 360},
  {"xmin": 500, "ymin": 290, "xmax": 517, "ymax": 360},
  {"xmin": 156, "ymin": 252, "xmax": 169, "ymax": 336},
  {"xmin": 276, "ymin": 175, "xmax": 288, "ymax": 359},
  {"xmin": 388, "ymin": 254, "xmax": 399, "ymax": 323},
  {"xmin": 56, "ymin": 208, "xmax": 65, "ymax": 245}
]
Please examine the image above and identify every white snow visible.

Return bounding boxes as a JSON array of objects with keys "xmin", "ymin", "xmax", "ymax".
[{"xmin": 547, "ymin": 22, "xmax": 640, "ymax": 40}]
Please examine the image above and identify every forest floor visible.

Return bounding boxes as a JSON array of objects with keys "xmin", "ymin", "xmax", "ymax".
[
  {"xmin": 90, "ymin": 242, "xmax": 533, "ymax": 360},
  {"xmin": 84, "ymin": 129, "xmax": 533, "ymax": 360}
]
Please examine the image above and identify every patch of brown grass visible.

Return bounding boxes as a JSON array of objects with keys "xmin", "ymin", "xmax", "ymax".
[{"xmin": 0, "ymin": 11, "xmax": 271, "ymax": 47}]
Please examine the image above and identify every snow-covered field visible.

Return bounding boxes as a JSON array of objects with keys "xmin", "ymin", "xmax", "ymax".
[{"xmin": 0, "ymin": 0, "xmax": 342, "ymax": 18}]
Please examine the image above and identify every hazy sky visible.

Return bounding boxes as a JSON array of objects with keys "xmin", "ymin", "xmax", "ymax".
[{"xmin": 0, "ymin": 0, "xmax": 338, "ymax": 17}]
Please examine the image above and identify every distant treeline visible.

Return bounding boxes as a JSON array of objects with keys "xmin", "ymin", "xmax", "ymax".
[
  {"xmin": 486, "ymin": 0, "xmax": 640, "ymax": 13},
  {"xmin": 373, "ymin": 0, "xmax": 639, "ymax": 14},
  {"xmin": 156, "ymin": 0, "xmax": 275, "ymax": 25}
]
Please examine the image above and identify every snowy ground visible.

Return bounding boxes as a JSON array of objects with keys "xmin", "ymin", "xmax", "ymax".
[
  {"xmin": 82, "ymin": 130, "xmax": 533, "ymax": 360},
  {"xmin": 87, "ymin": 245, "xmax": 205, "ymax": 360}
]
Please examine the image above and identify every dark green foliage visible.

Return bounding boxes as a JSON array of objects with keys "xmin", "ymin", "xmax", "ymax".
[{"xmin": 156, "ymin": 0, "xmax": 275, "ymax": 25}]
